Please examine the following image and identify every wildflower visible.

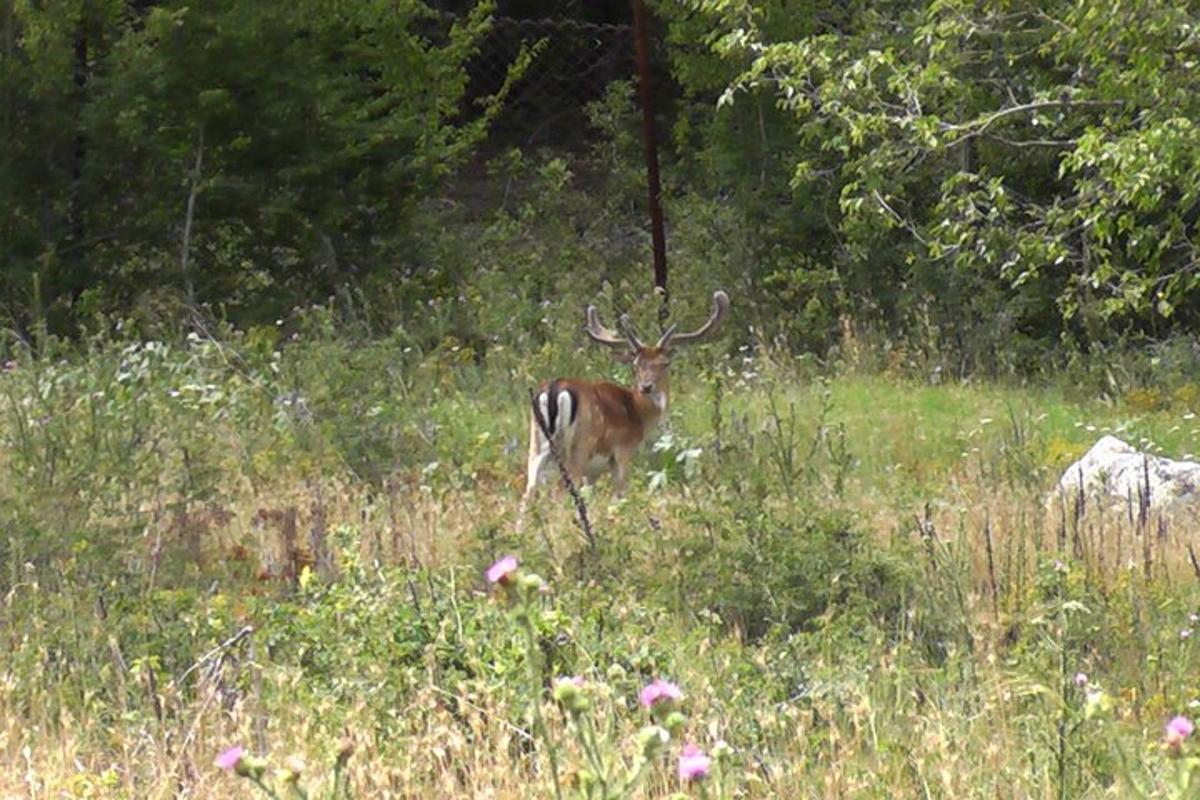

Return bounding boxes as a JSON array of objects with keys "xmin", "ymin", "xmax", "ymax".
[
  {"xmin": 639, "ymin": 679, "xmax": 683, "ymax": 710},
  {"xmin": 277, "ymin": 756, "xmax": 305, "ymax": 785},
  {"xmin": 553, "ymin": 676, "xmax": 590, "ymax": 713},
  {"xmin": 1085, "ymin": 689, "xmax": 1114, "ymax": 719},
  {"xmin": 1074, "ymin": 672, "xmax": 1088, "ymax": 687},
  {"xmin": 678, "ymin": 744, "xmax": 712, "ymax": 782},
  {"xmin": 1183, "ymin": 629, "xmax": 1193, "ymax": 641},
  {"xmin": 637, "ymin": 725, "xmax": 671, "ymax": 759},
  {"xmin": 215, "ymin": 746, "xmax": 245, "ymax": 771},
  {"xmin": 486, "ymin": 555, "xmax": 519, "ymax": 585},
  {"xmin": 1166, "ymin": 716, "xmax": 1195, "ymax": 751},
  {"xmin": 518, "ymin": 572, "xmax": 546, "ymax": 594},
  {"xmin": 216, "ymin": 746, "xmax": 266, "ymax": 779},
  {"xmin": 663, "ymin": 711, "xmax": 688, "ymax": 737}
]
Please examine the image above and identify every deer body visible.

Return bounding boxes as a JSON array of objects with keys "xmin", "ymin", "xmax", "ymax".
[{"xmin": 521, "ymin": 291, "xmax": 727, "ymax": 509}]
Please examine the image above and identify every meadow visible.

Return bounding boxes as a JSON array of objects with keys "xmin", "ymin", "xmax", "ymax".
[
  {"xmin": 3, "ymin": 314, "xmax": 1200, "ymax": 799},
  {"xmin": 7, "ymin": 0, "xmax": 1200, "ymax": 795}
]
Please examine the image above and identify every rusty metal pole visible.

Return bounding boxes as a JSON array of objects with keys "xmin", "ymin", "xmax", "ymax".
[{"xmin": 630, "ymin": 0, "xmax": 669, "ymax": 322}]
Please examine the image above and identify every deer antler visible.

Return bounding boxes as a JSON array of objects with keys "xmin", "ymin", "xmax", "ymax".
[
  {"xmin": 586, "ymin": 305, "xmax": 639, "ymax": 350},
  {"xmin": 617, "ymin": 314, "xmax": 644, "ymax": 351},
  {"xmin": 658, "ymin": 291, "xmax": 729, "ymax": 348}
]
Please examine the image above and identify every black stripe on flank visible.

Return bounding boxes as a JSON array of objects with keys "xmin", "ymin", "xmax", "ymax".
[
  {"xmin": 546, "ymin": 380, "xmax": 561, "ymax": 433},
  {"xmin": 545, "ymin": 379, "xmax": 578, "ymax": 434},
  {"xmin": 567, "ymin": 387, "xmax": 578, "ymax": 426}
]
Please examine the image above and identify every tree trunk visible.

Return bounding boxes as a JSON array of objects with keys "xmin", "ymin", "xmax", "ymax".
[{"xmin": 180, "ymin": 129, "xmax": 205, "ymax": 308}]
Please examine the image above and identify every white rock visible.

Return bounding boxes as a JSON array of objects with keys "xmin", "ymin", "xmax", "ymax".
[{"xmin": 1055, "ymin": 435, "xmax": 1200, "ymax": 511}]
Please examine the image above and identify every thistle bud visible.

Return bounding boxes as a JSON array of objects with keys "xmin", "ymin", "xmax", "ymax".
[
  {"xmin": 553, "ymin": 676, "xmax": 590, "ymax": 714},
  {"xmin": 637, "ymin": 725, "xmax": 670, "ymax": 759},
  {"xmin": 518, "ymin": 572, "xmax": 546, "ymax": 596},
  {"xmin": 236, "ymin": 755, "xmax": 268, "ymax": 780},
  {"xmin": 664, "ymin": 711, "xmax": 688, "ymax": 737}
]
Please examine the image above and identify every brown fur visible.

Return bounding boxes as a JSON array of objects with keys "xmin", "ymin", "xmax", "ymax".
[
  {"xmin": 520, "ymin": 291, "xmax": 728, "ymax": 516},
  {"xmin": 523, "ymin": 347, "xmax": 671, "ymax": 504}
]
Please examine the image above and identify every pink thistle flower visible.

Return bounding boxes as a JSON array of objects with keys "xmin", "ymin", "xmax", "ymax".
[
  {"xmin": 551, "ymin": 675, "xmax": 586, "ymax": 697},
  {"xmin": 639, "ymin": 678, "xmax": 683, "ymax": 709},
  {"xmin": 678, "ymin": 743, "xmax": 711, "ymax": 782},
  {"xmin": 215, "ymin": 745, "xmax": 246, "ymax": 771},
  {"xmin": 1166, "ymin": 715, "xmax": 1195, "ymax": 748},
  {"xmin": 486, "ymin": 555, "xmax": 519, "ymax": 585},
  {"xmin": 1074, "ymin": 672, "xmax": 1087, "ymax": 687}
]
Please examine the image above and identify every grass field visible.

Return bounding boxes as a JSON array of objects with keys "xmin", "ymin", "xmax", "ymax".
[{"xmin": 3, "ymin": 329, "xmax": 1200, "ymax": 798}]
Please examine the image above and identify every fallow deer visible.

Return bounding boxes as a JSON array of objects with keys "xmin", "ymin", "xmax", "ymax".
[{"xmin": 521, "ymin": 291, "xmax": 729, "ymax": 508}]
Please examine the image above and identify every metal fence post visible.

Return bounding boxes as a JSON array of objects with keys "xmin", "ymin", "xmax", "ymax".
[{"xmin": 630, "ymin": 0, "xmax": 669, "ymax": 322}]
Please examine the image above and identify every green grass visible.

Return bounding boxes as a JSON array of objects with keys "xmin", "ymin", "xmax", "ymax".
[{"xmin": 4, "ymin": 330, "xmax": 1200, "ymax": 798}]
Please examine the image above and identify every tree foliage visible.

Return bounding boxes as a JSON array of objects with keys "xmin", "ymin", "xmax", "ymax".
[
  {"xmin": 4, "ymin": 0, "xmax": 1200, "ymax": 367},
  {"xmin": 0, "ymin": 0, "xmax": 521, "ymax": 331},
  {"xmin": 657, "ymin": 0, "xmax": 1200, "ymax": 367}
]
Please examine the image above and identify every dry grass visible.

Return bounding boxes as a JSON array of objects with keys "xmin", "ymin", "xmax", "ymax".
[{"xmin": 4, "ymin": 361, "xmax": 1200, "ymax": 798}]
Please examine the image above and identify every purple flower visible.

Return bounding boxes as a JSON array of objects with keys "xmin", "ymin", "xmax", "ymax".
[
  {"xmin": 1166, "ymin": 715, "xmax": 1195, "ymax": 747},
  {"xmin": 639, "ymin": 679, "xmax": 683, "ymax": 709},
  {"xmin": 215, "ymin": 745, "xmax": 245, "ymax": 771},
  {"xmin": 1074, "ymin": 672, "xmax": 1087, "ymax": 687},
  {"xmin": 678, "ymin": 743, "xmax": 711, "ymax": 782},
  {"xmin": 486, "ymin": 555, "xmax": 519, "ymax": 585}
]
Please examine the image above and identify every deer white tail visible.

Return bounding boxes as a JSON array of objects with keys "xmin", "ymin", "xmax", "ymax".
[{"xmin": 524, "ymin": 382, "xmax": 576, "ymax": 499}]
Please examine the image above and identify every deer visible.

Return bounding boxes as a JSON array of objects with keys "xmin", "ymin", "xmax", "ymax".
[{"xmin": 520, "ymin": 290, "xmax": 729, "ymax": 511}]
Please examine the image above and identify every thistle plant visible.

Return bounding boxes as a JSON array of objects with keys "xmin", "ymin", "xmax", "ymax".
[
  {"xmin": 215, "ymin": 739, "xmax": 353, "ymax": 799},
  {"xmin": 486, "ymin": 555, "xmax": 737, "ymax": 800},
  {"xmin": 487, "ymin": 554, "xmax": 565, "ymax": 800}
]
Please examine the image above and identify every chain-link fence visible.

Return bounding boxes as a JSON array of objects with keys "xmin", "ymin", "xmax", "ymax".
[{"xmin": 465, "ymin": 15, "xmax": 636, "ymax": 151}]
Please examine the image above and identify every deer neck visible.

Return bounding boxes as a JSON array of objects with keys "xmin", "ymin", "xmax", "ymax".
[{"xmin": 633, "ymin": 379, "xmax": 669, "ymax": 429}]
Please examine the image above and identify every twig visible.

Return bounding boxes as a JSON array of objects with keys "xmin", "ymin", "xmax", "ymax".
[
  {"xmin": 983, "ymin": 512, "xmax": 999, "ymax": 619},
  {"xmin": 180, "ymin": 128, "xmax": 204, "ymax": 308},
  {"xmin": 528, "ymin": 387, "xmax": 595, "ymax": 551},
  {"xmin": 941, "ymin": 98, "xmax": 1121, "ymax": 144},
  {"xmin": 173, "ymin": 625, "xmax": 254, "ymax": 688},
  {"xmin": 985, "ymin": 134, "xmax": 1078, "ymax": 148},
  {"xmin": 1187, "ymin": 544, "xmax": 1200, "ymax": 581},
  {"xmin": 426, "ymin": 683, "xmax": 534, "ymax": 742}
]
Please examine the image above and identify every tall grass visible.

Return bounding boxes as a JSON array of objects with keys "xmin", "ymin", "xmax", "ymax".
[{"xmin": 4, "ymin": 321, "xmax": 1200, "ymax": 798}]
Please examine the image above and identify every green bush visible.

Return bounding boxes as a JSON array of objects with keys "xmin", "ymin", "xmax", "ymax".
[{"xmin": 665, "ymin": 504, "xmax": 918, "ymax": 642}]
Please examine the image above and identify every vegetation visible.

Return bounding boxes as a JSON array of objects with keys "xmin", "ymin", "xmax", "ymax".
[
  {"xmin": 4, "ymin": 0, "xmax": 1200, "ymax": 797},
  {"xmin": 4, "ymin": 315, "xmax": 1200, "ymax": 797}
]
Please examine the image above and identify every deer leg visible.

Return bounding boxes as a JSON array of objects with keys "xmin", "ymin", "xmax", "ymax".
[
  {"xmin": 519, "ymin": 417, "xmax": 551, "ymax": 517},
  {"xmin": 611, "ymin": 451, "xmax": 631, "ymax": 497}
]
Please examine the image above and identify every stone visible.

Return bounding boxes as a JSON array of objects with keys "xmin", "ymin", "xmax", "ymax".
[{"xmin": 1055, "ymin": 435, "xmax": 1200, "ymax": 511}]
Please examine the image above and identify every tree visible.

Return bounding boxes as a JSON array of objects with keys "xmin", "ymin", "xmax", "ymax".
[
  {"xmin": 658, "ymin": 0, "xmax": 1200, "ymax": 365},
  {"xmin": 1, "ymin": 0, "xmax": 525, "ymax": 332}
]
